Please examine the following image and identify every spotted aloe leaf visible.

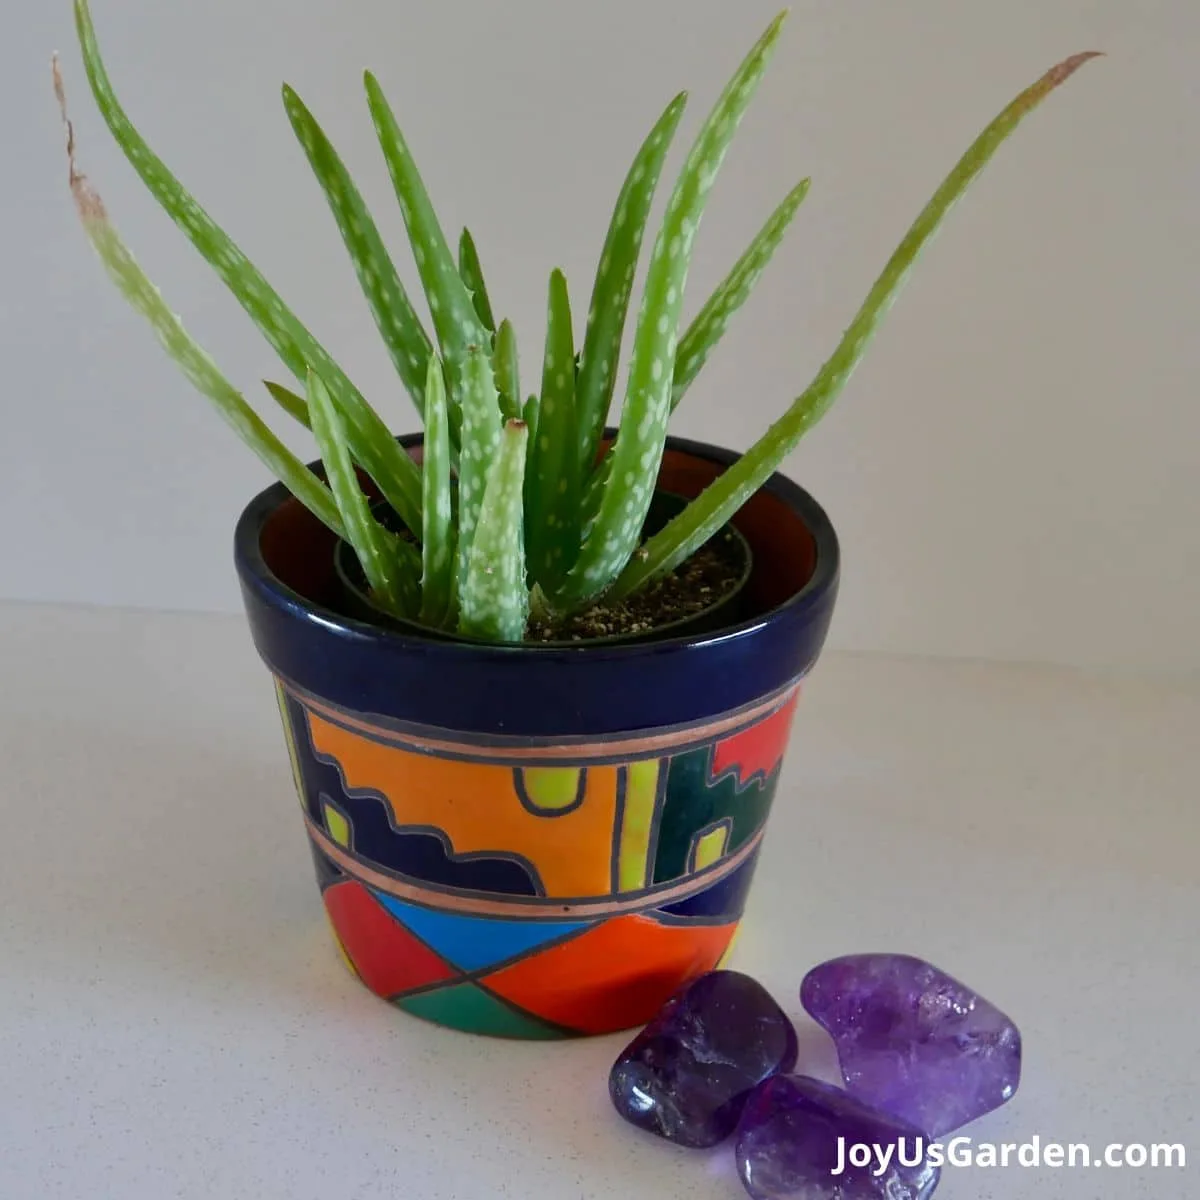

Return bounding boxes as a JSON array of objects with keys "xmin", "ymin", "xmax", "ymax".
[
  {"xmin": 364, "ymin": 73, "xmax": 493, "ymax": 414},
  {"xmin": 419, "ymin": 355, "xmax": 456, "ymax": 626},
  {"xmin": 554, "ymin": 11, "xmax": 790, "ymax": 610},
  {"xmin": 610, "ymin": 51, "xmax": 1104, "ymax": 601},
  {"xmin": 458, "ymin": 419, "xmax": 530, "ymax": 643},
  {"xmin": 583, "ymin": 173, "xmax": 812, "ymax": 512},
  {"xmin": 526, "ymin": 270, "xmax": 581, "ymax": 592},
  {"xmin": 493, "ymin": 319, "xmax": 522, "ymax": 421},
  {"xmin": 55, "ymin": 58, "xmax": 343, "ymax": 539},
  {"xmin": 672, "ymin": 176, "xmax": 812, "ymax": 409},
  {"xmin": 575, "ymin": 91, "xmax": 689, "ymax": 480},
  {"xmin": 458, "ymin": 227, "xmax": 496, "ymax": 334},
  {"xmin": 454, "ymin": 343, "xmax": 504, "ymax": 584},
  {"xmin": 281, "ymin": 84, "xmax": 434, "ymax": 420},
  {"xmin": 72, "ymin": 0, "xmax": 423, "ymax": 536},
  {"xmin": 306, "ymin": 369, "xmax": 420, "ymax": 616}
]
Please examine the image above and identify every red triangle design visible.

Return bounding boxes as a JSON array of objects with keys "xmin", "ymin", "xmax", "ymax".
[
  {"xmin": 323, "ymin": 880, "xmax": 460, "ymax": 999},
  {"xmin": 711, "ymin": 692, "xmax": 799, "ymax": 785}
]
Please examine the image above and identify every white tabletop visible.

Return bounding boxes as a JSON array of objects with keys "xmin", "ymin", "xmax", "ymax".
[{"xmin": 1, "ymin": 601, "xmax": 1196, "ymax": 1199}]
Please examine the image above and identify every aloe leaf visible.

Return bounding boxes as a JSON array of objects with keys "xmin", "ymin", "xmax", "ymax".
[
  {"xmin": 454, "ymin": 343, "xmax": 504, "ymax": 583},
  {"xmin": 673, "ymin": 176, "xmax": 811, "ymax": 408},
  {"xmin": 556, "ymin": 11, "xmax": 790, "ymax": 610},
  {"xmin": 419, "ymin": 356, "xmax": 456, "ymax": 626},
  {"xmin": 458, "ymin": 419, "xmax": 531, "ymax": 643},
  {"xmin": 458, "ymin": 227, "xmax": 496, "ymax": 334},
  {"xmin": 54, "ymin": 59, "xmax": 343, "ymax": 539},
  {"xmin": 263, "ymin": 379, "xmax": 311, "ymax": 430},
  {"xmin": 306, "ymin": 369, "xmax": 420, "ymax": 615},
  {"xmin": 72, "ymin": 0, "xmax": 423, "ymax": 535},
  {"xmin": 610, "ymin": 51, "xmax": 1103, "ymax": 601},
  {"xmin": 281, "ymin": 85, "xmax": 434, "ymax": 418},
  {"xmin": 581, "ymin": 175, "xmax": 812, "ymax": 514},
  {"xmin": 520, "ymin": 392, "xmax": 540, "ymax": 554},
  {"xmin": 363, "ymin": 73, "xmax": 493, "ymax": 407},
  {"xmin": 493, "ymin": 319, "xmax": 522, "ymax": 420},
  {"xmin": 580, "ymin": 447, "xmax": 612, "ymax": 518},
  {"xmin": 526, "ymin": 269, "xmax": 580, "ymax": 591},
  {"xmin": 522, "ymin": 394, "xmax": 540, "ymax": 445},
  {"xmin": 575, "ymin": 91, "xmax": 689, "ymax": 478}
]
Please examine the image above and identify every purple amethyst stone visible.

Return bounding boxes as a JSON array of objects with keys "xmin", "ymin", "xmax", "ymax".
[
  {"xmin": 609, "ymin": 970, "xmax": 799, "ymax": 1147},
  {"xmin": 736, "ymin": 1074, "xmax": 941, "ymax": 1199},
  {"xmin": 800, "ymin": 954, "xmax": 1021, "ymax": 1137}
]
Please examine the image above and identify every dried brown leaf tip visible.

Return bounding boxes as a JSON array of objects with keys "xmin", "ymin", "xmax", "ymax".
[
  {"xmin": 1037, "ymin": 51, "xmax": 1104, "ymax": 96},
  {"xmin": 52, "ymin": 53, "xmax": 106, "ymax": 222}
]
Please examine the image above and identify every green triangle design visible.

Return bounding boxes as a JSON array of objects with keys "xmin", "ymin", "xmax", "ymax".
[{"xmin": 395, "ymin": 982, "xmax": 570, "ymax": 1040}]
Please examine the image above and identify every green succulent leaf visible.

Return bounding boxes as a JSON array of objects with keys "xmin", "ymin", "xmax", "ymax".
[
  {"xmin": 55, "ymin": 61, "xmax": 343, "ymax": 539},
  {"xmin": 458, "ymin": 419, "xmax": 531, "ymax": 644},
  {"xmin": 419, "ymin": 356, "xmax": 456, "ymax": 626},
  {"xmin": 72, "ymin": 0, "xmax": 423, "ymax": 536},
  {"xmin": 263, "ymin": 379, "xmax": 311, "ymax": 430},
  {"xmin": 364, "ymin": 72, "xmax": 493, "ymax": 412},
  {"xmin": 557, "ymin": 10, "xmax": 790, "ymax": 610},
  {"xmin": 582, "ymin": 175, "xmax": 812, "ymax": 514},
  {"xmin": 306, "ymin": 368, "xmax": 419, "ymax": 616},
  {"xmin": 526, "ymin": 269, "xmax": 581, "ymax": 592},
  {"xmin": 281, "ymin": 84, "xmax": 434, "ymax": 420},
  {"xmin": 494, "ymin": 319, "xmax": 522, "ymax": 421},
  {"xmin": 454, "ymin": 342, "xmax": 504, "ymax": 584},
  {"xmin": 522, "ymin": 394, "xmax": 540, "ymax": 445},
  {"xmin": 611, "ymin": 51, "xmax": 1103, "ymax": 601},
  {"xmin": 458, "ymin": 227, "xmax": 496, "ymax": 334},
  {"xmin": 673, "ymin": 176, "xmax": 812, "ymax": 408},
  {"xmin": 575, "ymin": 91, "xmax": 689, "ymax": 479}
]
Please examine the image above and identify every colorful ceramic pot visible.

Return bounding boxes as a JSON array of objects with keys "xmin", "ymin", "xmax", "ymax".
[{"xmin": 234, "ymin": 434, "xmax": 839, "ymax": 1039}]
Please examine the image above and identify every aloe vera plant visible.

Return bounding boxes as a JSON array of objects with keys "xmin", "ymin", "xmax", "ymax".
[{"xmin": 57, "ymin": 0, "xmax": 1098, "ymax": 643}]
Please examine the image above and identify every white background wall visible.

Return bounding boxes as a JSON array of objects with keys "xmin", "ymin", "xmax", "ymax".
[{"xmin": 4, "ymin": 0, "xmax": 1197, "ymax": 674}]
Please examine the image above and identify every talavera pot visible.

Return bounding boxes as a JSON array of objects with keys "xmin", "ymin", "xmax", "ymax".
[{"xmin": 234, "ymin": 434, "xmax": 839, "ymax": 1039}]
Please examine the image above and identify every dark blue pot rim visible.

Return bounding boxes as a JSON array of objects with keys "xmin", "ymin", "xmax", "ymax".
[{"xmin": 234, "ymin": 433, "xmax": 840, "ymax": 740}]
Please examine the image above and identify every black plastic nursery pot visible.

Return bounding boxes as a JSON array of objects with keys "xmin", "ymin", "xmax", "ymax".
[{"xmin": 234, "ymin": 433, "xmax": 839, "ymax": 1039}]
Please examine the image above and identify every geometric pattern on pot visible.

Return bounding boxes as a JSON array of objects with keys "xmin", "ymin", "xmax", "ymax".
[
  {"xmin": 275, "ymin": 678, "xmax": 800, "ymax": 1036},
  {"xmin": 316, "ymin": 869, "xmax": 747, "ymax": 1039}
]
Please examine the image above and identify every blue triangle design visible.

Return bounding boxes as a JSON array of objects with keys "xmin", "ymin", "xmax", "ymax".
[{"xmin": 373, "ymin": 893, "xmax": 589, "ymax": 973}]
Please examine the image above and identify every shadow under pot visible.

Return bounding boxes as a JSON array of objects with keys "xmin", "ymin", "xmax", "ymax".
[{"xmin": 332, "ymin": 489, "xmax": 754, "ymax": 646}]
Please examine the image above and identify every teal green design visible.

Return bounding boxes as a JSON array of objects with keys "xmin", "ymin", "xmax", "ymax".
[
  {"xmin": 652, "ymin": 746, "xmax": 780, "ymax": 883},
  {"xmin": 395, "ymin": 982, "xmax": 568, "ymax": 1039}
]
